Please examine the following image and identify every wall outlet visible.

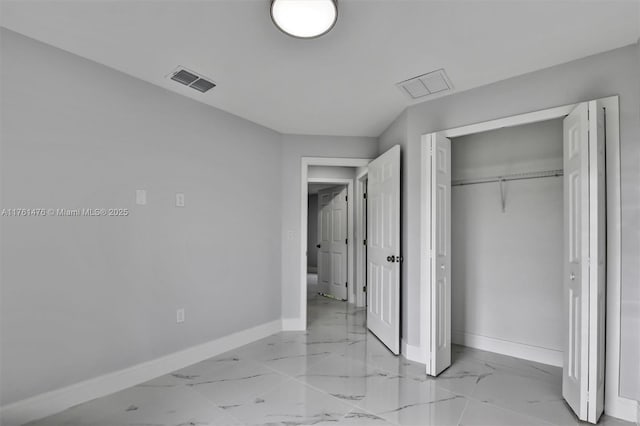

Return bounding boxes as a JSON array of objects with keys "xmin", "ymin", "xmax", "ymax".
[
  {"xmin": 287, "ymin": 230, "xmax": 295, "ymax": 240},
  {"xmin": 176, "ymin": 193, "xmax": 185, "ymax": 207},
  {"xmin": 176, "ymin": 308, "xmax": 185, "ymax": 323},
  {"xmin": 136, "ymin": 189, "xmax": 147, "ymax": 205}
]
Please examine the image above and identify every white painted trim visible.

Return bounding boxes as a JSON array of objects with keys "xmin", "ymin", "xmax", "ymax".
[
  {"xmin": 420, "ymin": 96, "xmax": 634, "ymax": 422},
  {"xmin": 355, "ymin": 169, "xmax": 368, "ymax": 181},
  {"xmin": 604, "ymin": 397, "xmax": 638, "ymax": 424},
  {"xmin": 599, "ymin": 97, "xmax": 637, "ymax": 424},
  {"xmin": 355, "ymin": 171, "xmax": 368, "ymax": 308},
  {"xmin": 307, "ymin": 178, "xmax": 353, "ymax": 184},
  {"xmin": 0, "ymin": 320, "xmax": 282, "ymax": 426},
  {"xmin": 307, "ymin": 177, "xmax": 354, "ymax": 303},
  {"xmin": 299, "ymin": 157, "xmax": 371, "ymax": 328},
  {"xmin": 402, "ymin": 339, "xmax": 426, "ymax": 365},
  {"xmin": 439, "ymin": 104, "xmax": 576, "ymax": 138},
  {"xmin": 303, "ymin": 157, "xmax": 372, "ymax": 167},
  {"xmin": 452, "ymin": 331, "xmax": 563, "ymax": 367},
  {"xmin": 420, "ymin": 133, "xmax": 433, "ymax": 375},
  {"xmin": 282, "ymin": 317, "xmax": 306, "ymax": 331}
]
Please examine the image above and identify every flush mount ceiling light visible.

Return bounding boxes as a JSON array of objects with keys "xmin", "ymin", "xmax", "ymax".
[{"xmin": 271, "ymin": 0, "xmax": 338, "ymax": 39}]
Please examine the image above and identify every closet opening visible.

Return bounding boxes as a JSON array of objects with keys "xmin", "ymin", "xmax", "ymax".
[
  {"xmin": 421, "ymin": 97, "xmax": 621, "ymax": 424},
  {"xmin": 450, "ymin": 117, "xmax": 565, "ymax": 369}
]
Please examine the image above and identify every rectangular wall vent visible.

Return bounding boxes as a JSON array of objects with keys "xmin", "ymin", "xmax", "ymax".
[
  {"xmin": 396, "ymin": 69, "xmax": 452, "ymax": 100},
  {"xmin": 167, "ymin": 67, "xmax": 216, "ymax": 93}
]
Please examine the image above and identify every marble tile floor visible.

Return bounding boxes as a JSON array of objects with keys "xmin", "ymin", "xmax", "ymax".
[{"xmin": 26, "ymin": 294, "xmax": 634, "ymax": 426}]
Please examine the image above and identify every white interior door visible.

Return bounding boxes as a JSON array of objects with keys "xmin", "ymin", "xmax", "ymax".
[
  {"xmin": 317, "ymin": 186, "xmax": 348, "ymax": 300},
  {"xmin": 367, "ymin": 145, "xmax": 401, "ymax": 354},
  {"xmin": 562, "ymin": 101, "xmax": 606, "ymax": 424},
  {"xmin": 317, "ymin": 190, "xmax": 332, "ymax": 295},
  {"xmin": 426, "ymin": 133, "xmax": 452, "ymax": 376},
  {"xmin": 329, "ymin": 186, "xmax": 348, "ymax": 300}
]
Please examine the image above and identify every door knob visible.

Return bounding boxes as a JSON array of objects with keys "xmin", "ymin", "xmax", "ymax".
[
  {"xmin": 387, "ymin": 255, "xmax": 396, "ymax": 262},
  {"xmin": 316, "ymin": 244, "xmax": 321, "ymax": 248},
  {"xmin": 569, "ymin": 272, "xmax": 575, "ymax": 280}
]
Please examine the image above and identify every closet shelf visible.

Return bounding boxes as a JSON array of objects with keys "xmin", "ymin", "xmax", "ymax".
[{"xmin": 452, "ymin": 169, "xmax": 564, "ymax": 187}]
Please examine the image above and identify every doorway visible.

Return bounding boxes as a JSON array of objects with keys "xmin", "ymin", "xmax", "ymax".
[
  {"xmin": 300, "ymin": 148, "xmax": 402, "ymax": 354},
  {"xmin": 421, "ymin": 96, "xmax": 622, "ymax": 424},
  {"xmin": 308, "ymin": 181, "xmax": 349, "ymax": 301}
]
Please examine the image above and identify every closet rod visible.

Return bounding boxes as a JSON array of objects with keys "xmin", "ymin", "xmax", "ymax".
[{"xmin": 452, "ymin": 169, "xmax": 564, "ymax": 187}]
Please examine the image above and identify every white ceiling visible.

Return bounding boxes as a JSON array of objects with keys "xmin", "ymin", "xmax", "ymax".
[{"xmin": 1, "ymin": 0, "xmax": 638, "ymax": 137}]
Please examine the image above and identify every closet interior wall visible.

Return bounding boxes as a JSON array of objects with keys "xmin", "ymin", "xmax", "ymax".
[{"xmin": 450, "ymin": 118, "xmax": 565, "ymax": 361}]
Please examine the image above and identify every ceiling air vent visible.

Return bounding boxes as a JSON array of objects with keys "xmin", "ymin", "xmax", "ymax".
[
  {"xmin": 396, "ymin": 69, "xmax": 452, "ymax": 100},
  {"xmin": 168, "ymin": 67, "xmax": 216, "ymax": 93}
]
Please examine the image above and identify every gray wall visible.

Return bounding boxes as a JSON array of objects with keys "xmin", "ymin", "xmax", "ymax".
[
  {"xmin": 280, "ymin": 135, "xmax": 377, "ymax": 321},
  {"xmin": 379, "ymin": 42, "xmax": 640, "ymax": 401},
  {"xmin": 618, "ymin": 39, "xmax": 640, "ymax": 402},
  {"xmin": 0, "ymin": 29, "xmax": 282, "ymax": 405},
  {"xmin": 308, "ymin": 166, "xmax": 356, "ymax": 180},
  {"xmin": 307, "ymin": 194, "xmax": 318, "ymax": 269},
  {"xmin": 451, "ymin": 119, "xmax": 564, "ymax": 354}
]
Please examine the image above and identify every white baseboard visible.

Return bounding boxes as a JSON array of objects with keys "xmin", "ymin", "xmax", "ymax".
[
  {"xmin": 452, "ymin": 330, "xmax": 563, "ymax": 367},
  {"xmin": 401, "ymin": 339, "xmax": 426, "ymax": 365},
  {"xmin": 605, "ymin": 393, "xmax": 638, "ymax": 423},
  {"xmin": 0, "ymin": 320, "xmax": 282, "ymax": 426},
  {"xmin": 282, "ymin": 317, "xmax": 306, "ymax": 331}
]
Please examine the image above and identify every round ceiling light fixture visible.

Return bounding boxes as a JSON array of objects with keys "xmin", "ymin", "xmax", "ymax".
[{"xmin": 271, "ymin": 0, "xmax": 338, "ymax": 39}]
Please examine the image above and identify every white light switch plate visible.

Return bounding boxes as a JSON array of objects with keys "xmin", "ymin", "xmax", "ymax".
[
  {"xmin": 136, "ymin": 189, "xmax": 147, "ymax": 205},
  {"xmin": 176, "ymin": 308, "xmax": 185, "ymax": 323},
  {"xmin": 176, "ymin": 193, "xmax": 185, "ymax": 207}
]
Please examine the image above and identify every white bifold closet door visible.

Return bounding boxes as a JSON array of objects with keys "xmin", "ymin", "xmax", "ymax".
[
  {"xmin": 317, "ymin": 186, "xmax": 348, "ymax": 301},
  {"xmin": 367, "ymin": 145, "xmax": 401, "ymax": 355},
  {"xmin": 562, "ymin": 101, "xmax": 606, "ymax": 424},
  {"xmin": 424, "ymin": 101, "xmax": 605, "ymax": 425},
  {"xmin": 425, "ymin": 133, "xmax": 452, "ymax": 376}
]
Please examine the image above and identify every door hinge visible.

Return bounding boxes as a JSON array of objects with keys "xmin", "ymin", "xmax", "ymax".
[
  {"xmin": 363, "ymin": 239, "xmax": 367, "ymax": 246},
  {"xmin": 345, "ymin": 282, "xmax": 348, "ymax": 287},
  {"xmin": 345, "ymin": 238, "xmax": 348, "ymax": 245},
  {"xmin": 363, "ymin": 193, "xmax": 367, "ymax": 199},
  {"xmin": 345, "ymin": 195, "xmax": 348, "ymax": 202},
  {"xmin": 363, "ymin": 286, "xmax": 367, "ymax": 292}
]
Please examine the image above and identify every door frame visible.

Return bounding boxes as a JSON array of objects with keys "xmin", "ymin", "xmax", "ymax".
[
  {"xmin": 300, "ymin": 157, "xmax": 372, "ymax": 326},
  {"xmin": 355, "ymin": 170, "xmax": 368, "ymax": 308},
  {"xmin": 309, "ymin": 178, "xmax": 352, "ymax": 300},
  {"xmin": 419, "ymin": 95, "xmax": 633, "ymax": 420}
]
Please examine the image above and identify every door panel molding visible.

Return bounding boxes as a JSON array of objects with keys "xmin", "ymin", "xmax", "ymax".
[
  {"xmin": 561, "ymin": 102, "xmax": 590, "ymax": 420},
  {"xmin": 426, "ymin": 133, "xmax": 451, "ymax": 376},
  {"xmin": 367, "ymin": 145, "xmax": 401, "ymax": 355}
]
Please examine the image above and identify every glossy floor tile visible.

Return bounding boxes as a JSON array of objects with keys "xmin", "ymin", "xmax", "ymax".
[{"xmin": 25, "ymin": 290, "xmax": 635, "ymax": 426}]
